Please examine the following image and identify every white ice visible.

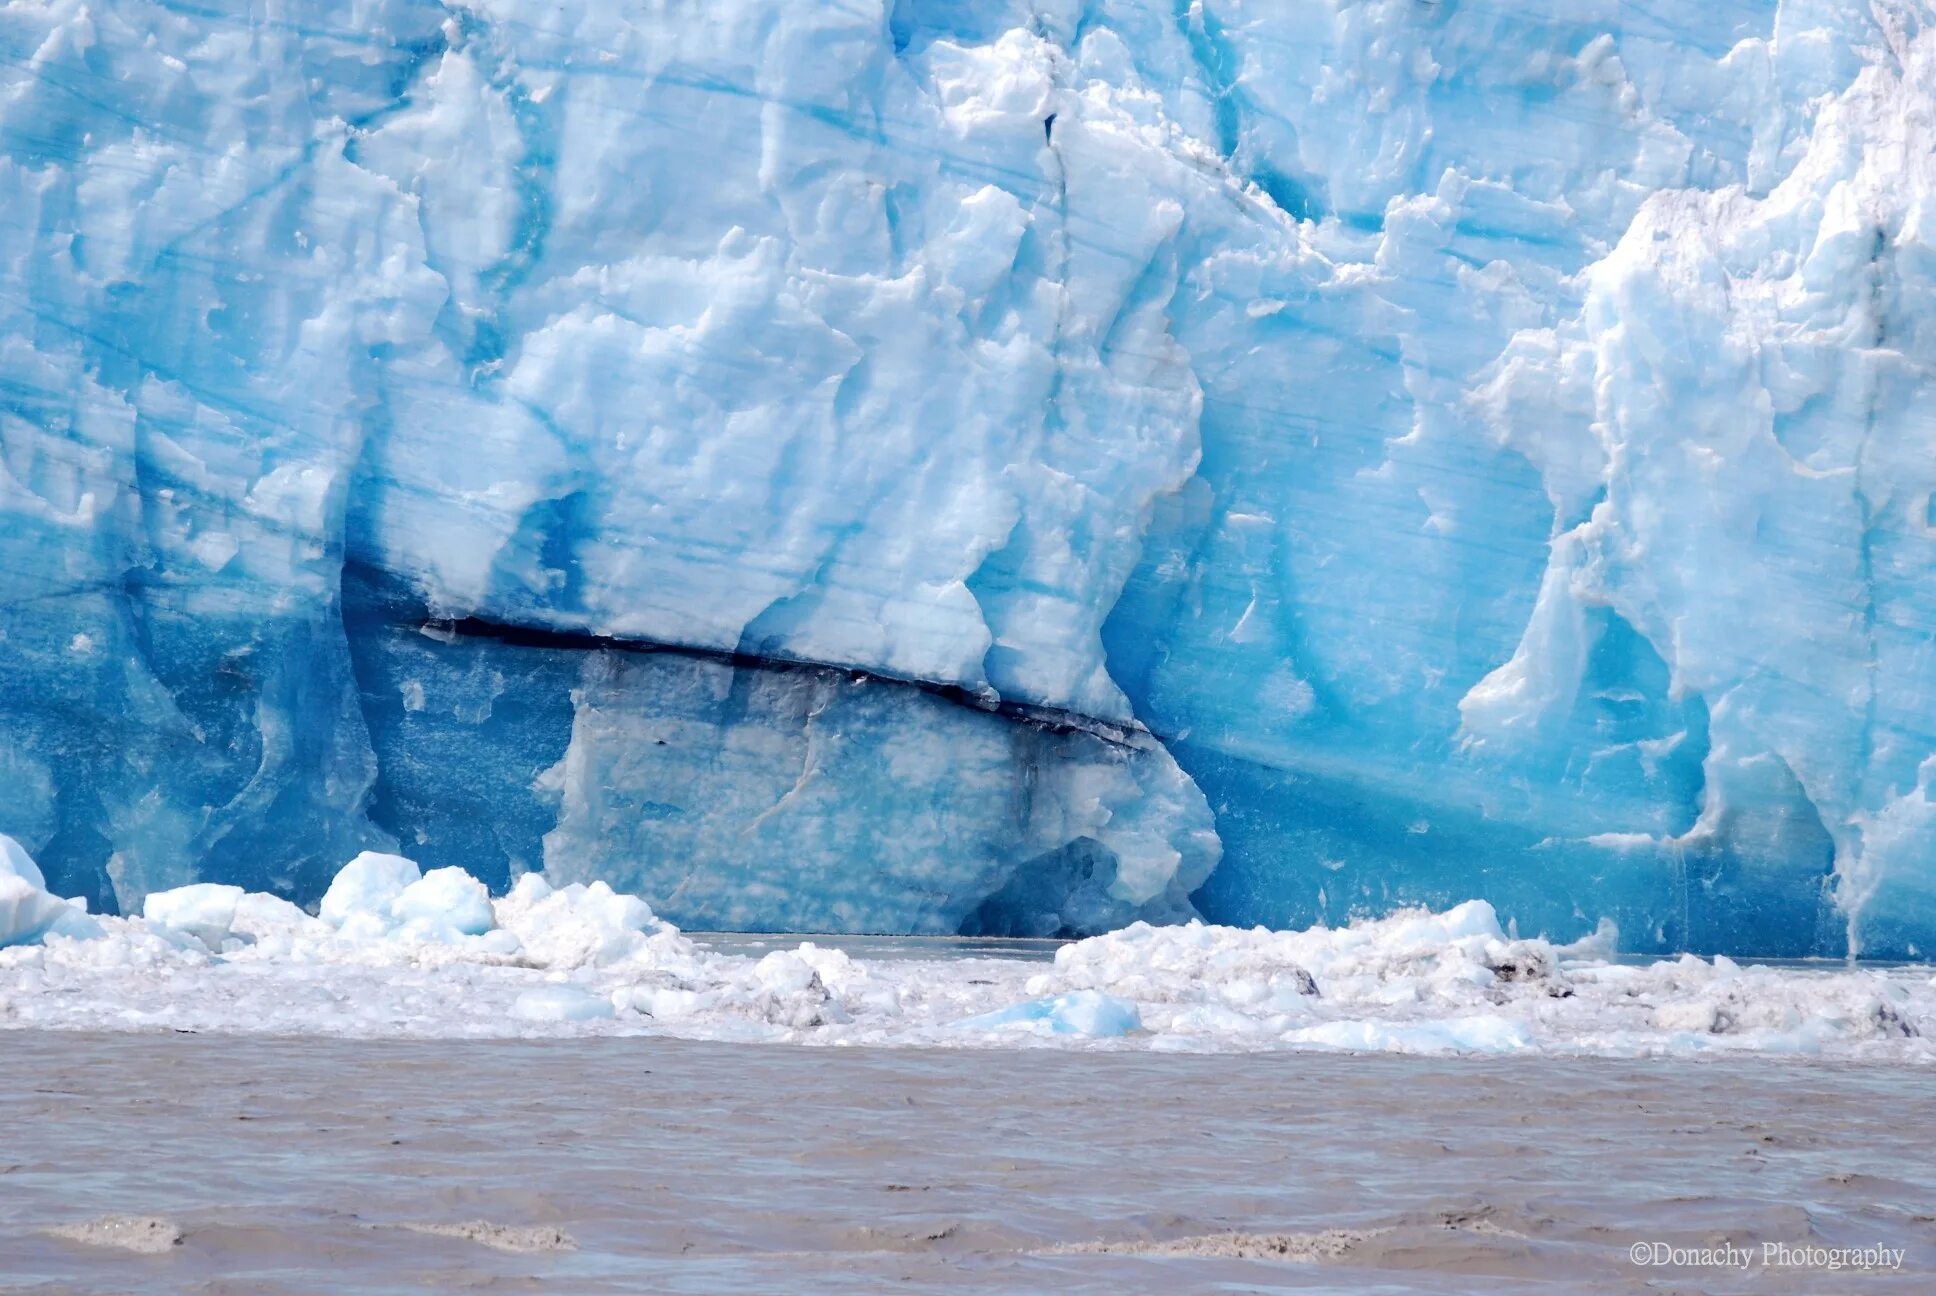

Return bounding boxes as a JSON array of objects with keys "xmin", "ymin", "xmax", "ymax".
[
  {"xmin": 0, "ymin": 833, "xmax": 97, "ymax": 948},
  {"xmin": 1, "ymin": 848, "xmax": 1930, "ymax": 1061}
]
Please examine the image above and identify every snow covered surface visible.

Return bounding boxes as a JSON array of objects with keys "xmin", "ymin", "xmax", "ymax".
[
  {"xmin": 3, "ymin": 0, "xmax": 1936, "ymax": 954},
  {"xmin": 3, "ymin": 853, "xmax": 1931, "ymax": 1060}
]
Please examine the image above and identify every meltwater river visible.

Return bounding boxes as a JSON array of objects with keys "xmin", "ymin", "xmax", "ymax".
[{"xmin": 3, "ymin": 1031, "xmax": 1932, "ymax": 1295}]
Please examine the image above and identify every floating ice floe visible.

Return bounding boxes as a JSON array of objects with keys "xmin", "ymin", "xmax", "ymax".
[
  {"xmin": 0, "ymin": 845, "xmax": 1931, "ymax": 1060},
  {"xmin": 510, "ymin": 985, "xmax": 616, "ymax": 1024},
  {"xmin": 957, "ymin": 990, "xmax": 1143, "ymax": 1039}
]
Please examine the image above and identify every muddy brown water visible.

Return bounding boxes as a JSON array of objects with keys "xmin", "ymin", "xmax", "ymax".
[{"xmin": 2, "ymin": 1032, "xmax": 1932, "ymax": 1293}]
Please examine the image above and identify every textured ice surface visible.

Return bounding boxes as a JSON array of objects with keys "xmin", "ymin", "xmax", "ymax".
[
  {"xmin": 43, "ymin": 1217, "xmax": 184, "ymax": 1255},
  {"xmin": 510, "ymin": 985, "xmax": 616, "ymax": 1024},
  {"xmin": 2, "ymin": 855, "xmax": 1932, "ymax": 1060},
  {"xmin": 956, "ymin": 989, "xmax": 1144, "ymax": 1038},
  {"xmin": 2, "ymin": 0, "xmax": 1934, "ymax": 951},
  {"xmin": 0, "ymin": 852, "xmax": 68, "ymax": 950},
  {"xmin": 0, "ymin": 834, "xmax": 95, "ymax": 947},
  {"xmin": 320, "ymin": 852, "xmax": 427, "ymax": 931}
]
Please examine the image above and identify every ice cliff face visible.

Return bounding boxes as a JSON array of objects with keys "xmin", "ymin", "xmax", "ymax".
[{"xmin": 1, "ymin": 0, "xmax": 1932, "ymax": 952}]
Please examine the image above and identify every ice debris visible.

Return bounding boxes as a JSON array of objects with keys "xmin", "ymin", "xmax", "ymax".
[
  {"xmin": 398, "ymin": 1221, "xmax": 577, "ymax": 1253},
  {"xmin": 1, "ymin": 850, "xmax": 1932, "ymax": 1059},
  {"xmin": 1, "ymin": 834, "xmax": 98, "ymax": 948},
  {"xmin": 510, "ymin": 985, "xmax": 615, "ymax": 1024},
  {"xmin": 44, "ymin": 1216, "xmax": 184, "ymax": 1255},
  {"xmin": 957, "ymin": 990, "xmax": 1142, "ymax": 1038}
]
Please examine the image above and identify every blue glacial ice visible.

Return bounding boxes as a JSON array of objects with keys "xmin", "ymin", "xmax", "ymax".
[
  {"xmin": 956, "ymin": 990, "xmax": 1144, "ymax": 1039},
  {"xmin": 2, "ymin": 0, "xmax": 1934, "ymax": 954}
]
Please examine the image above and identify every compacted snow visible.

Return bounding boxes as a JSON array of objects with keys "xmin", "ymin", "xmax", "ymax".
[{"xmin": 2, "ymin": 840, "xmax": 1928, "ymax": 1060}]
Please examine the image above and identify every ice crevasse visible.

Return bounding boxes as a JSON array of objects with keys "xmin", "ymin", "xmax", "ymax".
[{"xmin": 1, "ymin": 0, "xmax": 1934, "ymax": 954}]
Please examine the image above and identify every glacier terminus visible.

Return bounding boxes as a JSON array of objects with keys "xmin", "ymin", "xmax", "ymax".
[{"xmin": 3, "ymin": 0, "xmax": 1935, "ymax": 956}]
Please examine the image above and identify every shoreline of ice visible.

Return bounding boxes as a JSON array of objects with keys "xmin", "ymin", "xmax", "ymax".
[{"xmin": 3, "ymin": 841, "xmax": 1931, "ymax": 1060}]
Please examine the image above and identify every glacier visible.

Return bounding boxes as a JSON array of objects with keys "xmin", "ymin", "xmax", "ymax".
[{"xmin": 1, "ymin": 0, "xmax": 1934, "ymax": 954}]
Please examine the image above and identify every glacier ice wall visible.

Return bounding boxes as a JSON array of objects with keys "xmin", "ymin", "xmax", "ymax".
[{"xmin": 2, "ymin": 0, "xmax": 1934, "ymax": 952}]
